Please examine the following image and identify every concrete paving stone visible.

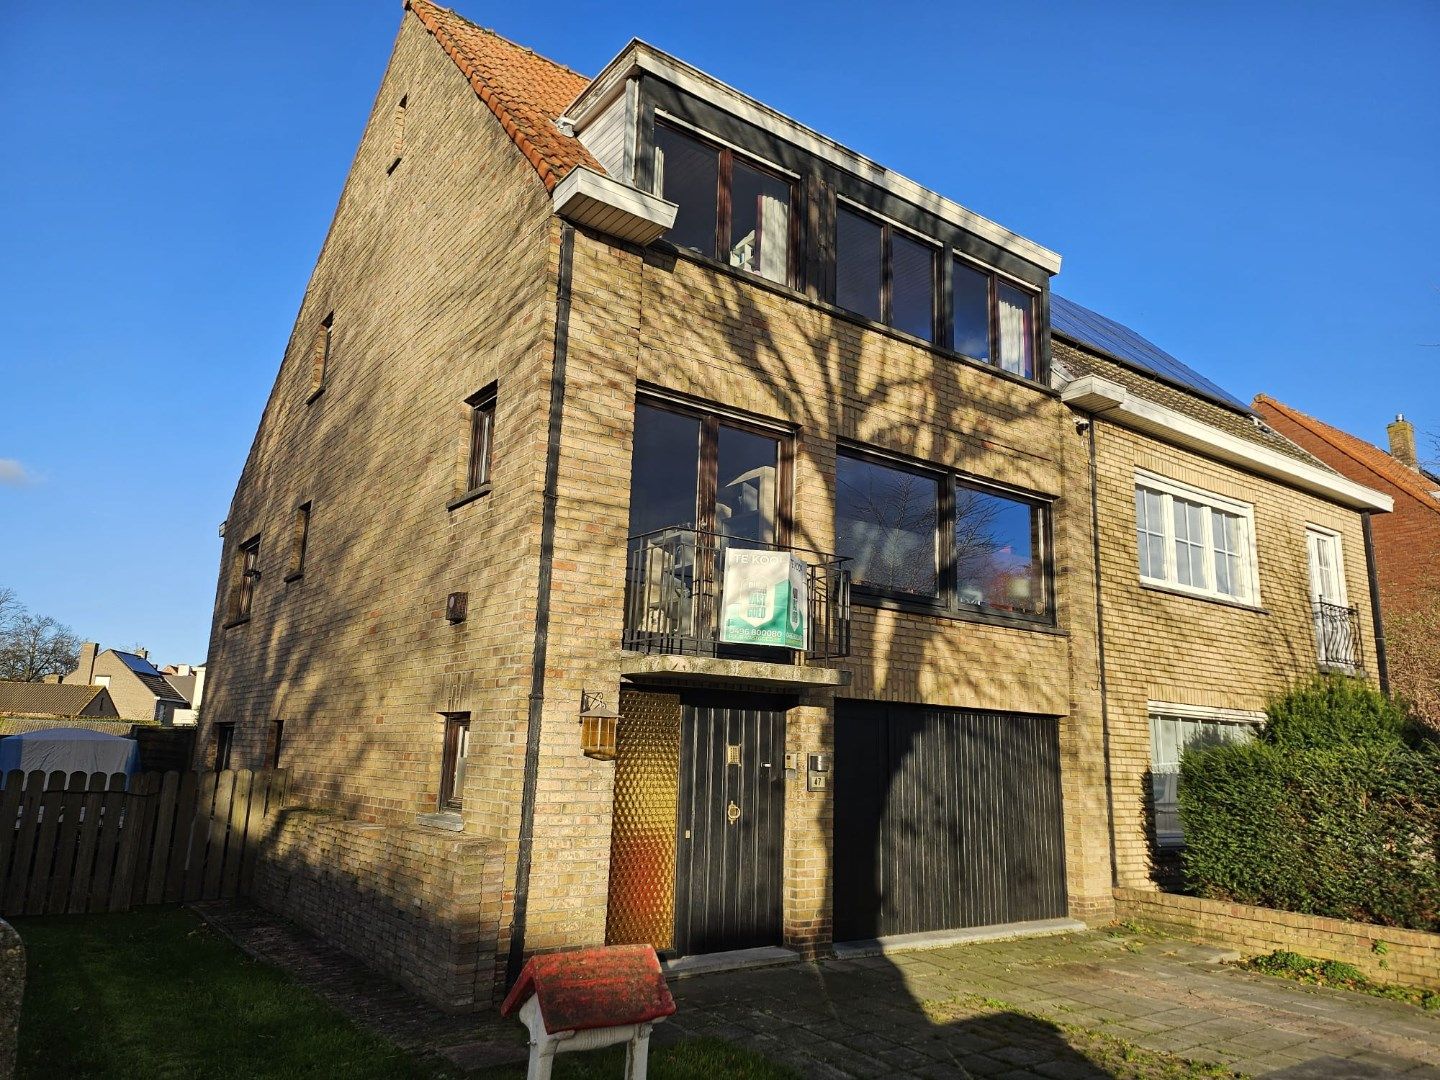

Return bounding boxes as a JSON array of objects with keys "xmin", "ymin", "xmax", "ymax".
[
  {"xmin": 1265, "ymin": 1054, "xmax": 1419, "ymax": 1078},
  {"xmin": 956, "ymin": 1053, "xmax": 1027, "ymax": 1077},
  {"xmin": 1033, "ymin": 1059, "xmax": 1112, "ymax": 1080}
]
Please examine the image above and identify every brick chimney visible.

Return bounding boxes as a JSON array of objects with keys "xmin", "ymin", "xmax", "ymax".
[
  {"xmin": 1387, "ymin": 414, "xmax": 1418, "ymax": 470},
  {"xmin": 74, "ymin": 642, "xmax": 99, "ymax": 683}
]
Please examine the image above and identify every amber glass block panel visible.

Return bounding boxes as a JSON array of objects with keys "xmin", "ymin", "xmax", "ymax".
[{"xmin": 606, "ymin": 691, "xmax": 681, "ymax": 950}]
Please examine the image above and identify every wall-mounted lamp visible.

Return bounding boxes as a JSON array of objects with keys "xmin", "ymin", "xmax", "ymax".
[{"xmin": 579, "ymin": 690, "xmax": 620, "ymax": 761}]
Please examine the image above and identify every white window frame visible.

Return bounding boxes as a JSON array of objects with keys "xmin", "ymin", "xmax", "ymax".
[
  {"xmin": 1148, "ymin": 702, "xmax": 1265, "ymax": 849},
  {"xmin": 1305, "ymin": 524, "xmax": 1357, "ymax": 671},
  {"xmin": 1134, "ymin": 471, "xmax": 1260, "ymax": 606}
]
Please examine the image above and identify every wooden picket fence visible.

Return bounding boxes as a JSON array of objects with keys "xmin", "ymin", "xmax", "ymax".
[{"xmin": 0, "ymin": 768, "xmax": 288, "ymax": 918}]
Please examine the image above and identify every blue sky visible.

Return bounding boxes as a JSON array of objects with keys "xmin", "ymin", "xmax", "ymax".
[{"xmin": 1, "ymin": 1, "xmax": 1436, "ymax": 664}]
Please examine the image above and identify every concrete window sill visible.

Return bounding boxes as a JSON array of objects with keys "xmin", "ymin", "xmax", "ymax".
[{"xmin": 416, "ymin": 812, "xmax": 463, "ymax": 833}]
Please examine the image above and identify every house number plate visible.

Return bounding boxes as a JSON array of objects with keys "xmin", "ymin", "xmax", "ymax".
[{"xmin": 726, "ymin": 800, "xmax": 741, "ymax": 825}]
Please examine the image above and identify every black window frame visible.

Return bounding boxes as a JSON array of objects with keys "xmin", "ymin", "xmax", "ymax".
[
  {"xmin": 835, "ymin": 445, "xmax": 1054, "ymax": 629},
  {"xmin": 439, "ymin": 712, "xmax": 470, "ymax": 811},
  {"xmin": 950, "ymin": 255, "xmax": 1039, "ymax": 379},
  {"xmin": 834, "ymin": 202, "xmax": 939, "ymax": 344},
  {"xmin": 465, "ymin": 386, "xmax": 496, "ymax": 495},
  {"xmin": 271, "ymin": 719, "xmax": 284, "ymax": 768},
  {"xmin": 654, "ymin": 118, "xmax": 797, "ymax": 289}
]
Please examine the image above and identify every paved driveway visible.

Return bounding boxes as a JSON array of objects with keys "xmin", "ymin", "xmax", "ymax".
[{"xmin": 660, "ymin": 929, "xmax": 1440, "ymax": 1078}]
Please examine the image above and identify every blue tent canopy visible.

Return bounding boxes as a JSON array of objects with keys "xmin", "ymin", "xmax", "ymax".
[{"xmin": 0, "ymin": 728, "xmax": 140, "ymax": 780}]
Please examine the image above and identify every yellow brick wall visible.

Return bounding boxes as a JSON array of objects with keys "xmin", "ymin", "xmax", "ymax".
[{"xmin": 1081, "ymin": 414, "xmax": 1380, "ymax": 888}]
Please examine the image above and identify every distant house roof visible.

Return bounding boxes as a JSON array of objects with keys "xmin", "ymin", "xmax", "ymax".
[
  {"xmin": 406, "ymin": 0, "xmax": 599, "ymax": 191},
  {"xmin": 111, "ymin": 651, "xmax": 188, "ymax": 705},
  {"xmin": 0, "ymin": 682, "xmax": 116, "ymax": 718},
  {"xmin": 1051, "ymin": 295, "xmax": 1253, "ymax": 415},
  {"xmin": 1253, "ymin": 396, "xmax": 1440, "ymax": 516}
]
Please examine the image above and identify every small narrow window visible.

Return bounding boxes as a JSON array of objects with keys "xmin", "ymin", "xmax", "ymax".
[
  {"xmin": 309, "ymin": 313, "xmax": 333, "ymax": 399},
  {"xmin": 272, "ymin": 720, "xmax": 285, "ymax": 768},
  {"xmin": 286, "ymin": 502, "xmax": 311, "ymax": 581},
  {"xmin": 229, "ymin": 535, "xmax": 261, "ymax": 624},
  {"xmin": 466, "ymin": 386, "xmax": 496, "ymax": 493},
  {"xmin": 835, "ymin": 206, "xmax": 935, "ymax": 342},
  {"xmin": 439, "ymin": 712, "xmax": 470, "ymax": 810},
  {"xmin": 214, "ymin": 723, "xmax": 235, "ymax": 772},
  {"xmin": 388, "ymin": 95, "xmax": 407, "ymax": 174}
]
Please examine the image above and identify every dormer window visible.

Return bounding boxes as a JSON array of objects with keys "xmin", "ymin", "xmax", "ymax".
[
  {"xmin": 654, "ymin": 120, "xmax": 792, "ymax": 286},
  {"xmin": 835, "ymin": 205, "xmax": 936, "ymax": 343},
  {"xmin": 953, "ymin": 257, "xmax": 1036, "ymax": 380}
]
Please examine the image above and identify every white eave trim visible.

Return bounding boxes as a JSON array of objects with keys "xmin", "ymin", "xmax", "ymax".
[
  {"xmin": 1061, "ymin": 375, "xmax": 1394, "ymax": 513},
  {"xmin": 564, "ymin": 42, "xmax": 1062, "ymax": 275},
  {"xmin": 552, "ymin": 167, "xmax": 677, "ymax": 247}
]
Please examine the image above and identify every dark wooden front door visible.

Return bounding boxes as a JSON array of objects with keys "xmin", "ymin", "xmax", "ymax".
[
  {"xmin": 833, "ymin": 701, "xmax": 1067, "ymax": 942},
  {"xmin": 672, "ymin": 693, "xmax": 787, "ymax": 956}
]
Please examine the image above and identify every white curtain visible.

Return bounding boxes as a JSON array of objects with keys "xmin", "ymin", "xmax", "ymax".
[
  {"xmin": 997, "ymin": 289, "xmax": 1029, "ymax": 375},
  {"xmin": 757, "ymin": 193, "xmax": 788, "ymax": 283}
]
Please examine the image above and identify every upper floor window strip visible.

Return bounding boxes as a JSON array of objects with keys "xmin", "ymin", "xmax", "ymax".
[{"xmin": 654, "ymin": 120, "xmax": 792, "ymax": 286}]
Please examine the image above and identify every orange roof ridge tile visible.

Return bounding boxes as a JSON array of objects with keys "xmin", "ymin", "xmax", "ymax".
[
  {"xmin": 405, "ymin": 0, "xmax": 600, "ymax": 191},
  {"xmin": 1253, "ymin": 394, "xmax": 1440, "ymax": 515}
]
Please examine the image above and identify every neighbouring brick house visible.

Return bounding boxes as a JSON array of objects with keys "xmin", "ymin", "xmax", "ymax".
[
  {"xmin": 1253, "ymin": 398, "xmax": 1440, "ymax": 721},
  {"xmin": 200, "ymin": 0, "xmax": 1391, "ymax": 1011},
  {"xmin": 63, "ymin": 644, "xmax": 190, "ymax": 724},
  {"xmin": 0, "ymin": 682, "xmax": 119, "ymax": 721}
]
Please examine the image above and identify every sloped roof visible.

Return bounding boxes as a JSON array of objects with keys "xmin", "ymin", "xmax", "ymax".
[
  {"xmin": 1055, "ymin": 339, "xmax": 1324, "ymax": 467},
  {"xmin": 1051, "ymin": 295, "xmax": 1252, "ymax": 415},
  {"xmin": 0, "ymin": 682, "xmax": 112, "ymax": 717},
  {"xmin": 110, "ymin": 651, "xmax": 189, "ymax": 704},
  {"xmin": 406, "ymin": 0, "xmax": 600, "ymax": 191},
  {"xmin": 1253, "ymin": 396, "xmax": 1440, "ymax": 516}
]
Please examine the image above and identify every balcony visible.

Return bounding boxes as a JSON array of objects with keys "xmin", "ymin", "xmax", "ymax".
[
  {"xmin": 623, "ymin": 526, "xmax": 851, "ymax": 675},
  {"xmin": 1314, "ymin": 600, "xmax": 1362, "ymax": 673}
]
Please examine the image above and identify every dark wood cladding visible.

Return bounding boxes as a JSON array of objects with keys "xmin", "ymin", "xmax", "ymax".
[
  {"xmin": 672, "ymin": 692, "xmax": 788, "ymax": 956},
  {"xmin": 833, "ymin": 701, "xmax": 1067, "ymax": 942}
]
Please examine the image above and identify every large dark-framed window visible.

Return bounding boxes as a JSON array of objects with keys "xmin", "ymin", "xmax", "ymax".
[
  {"xmin": 439, "ymin": 712, "xmax": 470, "ymax": 811},
  {"xmin": 834, "ymin": 446, "xmax": 1053, "ymax": 626},
  {"xmin": 628, "ymin": 394, "xmax": 792, "ymax": 544},
  {"xmin": 835, "ymin": 203, "xmax": 937, "ymax": 343},
  {"xmin": 952, "ymin": 256, "xmax": 1037, "ymax": 379},
  {"xmin": 654, "ymin": 119, "xmax": 795, "ymax": 287}
]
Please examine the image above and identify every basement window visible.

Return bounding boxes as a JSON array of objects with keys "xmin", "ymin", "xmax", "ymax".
[
  {"xmin": 1150, "ymin": 711, "xmax": 1257, "ymax": 848},
  {"xmin": 654, "ymin": 120, "xmax": 792, "ymax": 286},
  {"xmin": 835, "ymin": 205, "xmax": 936, "ymax": 343}
]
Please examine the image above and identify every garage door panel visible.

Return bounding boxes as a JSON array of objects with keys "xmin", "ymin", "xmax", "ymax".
[{"xmin": 835, "ymin": 702, "xmax": 1067, "ymax": 941}]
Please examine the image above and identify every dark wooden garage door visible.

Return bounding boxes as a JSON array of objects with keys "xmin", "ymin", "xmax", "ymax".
[{"xmin": 834, "ymin": 701, "xmax": 1067, "ymax": 942}]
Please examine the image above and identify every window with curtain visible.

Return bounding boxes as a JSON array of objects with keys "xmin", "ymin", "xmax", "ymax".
[
  {"xmin": 836, "ymin": 449, "xmax": 1052, "ymax": 623},
  {"xmin": 1149, "ymin": 712, "xmax": 1257, "ymax": 847},
  {"xmin": 952, "ymin": 258, "xmax": 1039, "ymax": 380},
  {"xmin": 654, "ymin": 121, "xmax": 791, "ymax": 286},
  {"xmin": 1134, "ymin": 474, "xmax": 1257, "ymax": 604}
]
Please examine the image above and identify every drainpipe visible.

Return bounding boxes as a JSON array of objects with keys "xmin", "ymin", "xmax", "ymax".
[
  {"xmin": 1361, "ymin": 511, "xmax": 1389, "ymax": 695},
  {"xmin": 506, "ymin": 223, "xmax": 576, "ymax": 987},
  {"xmin": 1085, "ymin": 417, "xmax": 1120, "ymax": 890}
]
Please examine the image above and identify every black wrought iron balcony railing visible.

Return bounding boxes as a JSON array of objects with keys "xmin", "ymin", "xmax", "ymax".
[
  {"xmin": 1314, "ymin": 600, "xmax": 1362, "ymax": 672},
  {"xmin": 623, "ymin": 525, "xmax": 852, "ymax": 662}
]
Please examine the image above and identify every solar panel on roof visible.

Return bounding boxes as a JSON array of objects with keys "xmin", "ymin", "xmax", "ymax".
[
  {"xmin": 1050, "ymin": 294, "xmax": 1252, "ymax": 414},
  {"xmin": 116, "ymin": 651, "xmax": 162, "ymax": 677}
]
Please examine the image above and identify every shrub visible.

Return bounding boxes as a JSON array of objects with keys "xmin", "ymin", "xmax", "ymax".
[{"xmin": 1179, "ymin": 678, "xmax": 1440, "ymax": 931}]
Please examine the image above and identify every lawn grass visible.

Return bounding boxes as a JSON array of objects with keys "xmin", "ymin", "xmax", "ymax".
[
  {"xmin": 12, "ymin": 907, "xmax": 798, "ymax": 1080},
  {"xmin": 14, "ymin": 907, "xmax": 453, "ymax": 1079}
]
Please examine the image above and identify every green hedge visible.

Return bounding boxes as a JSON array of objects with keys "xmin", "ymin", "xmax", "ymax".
[{"xmin": 1178, "ymin": 677, "xmax": 1440, "ymax": 931}]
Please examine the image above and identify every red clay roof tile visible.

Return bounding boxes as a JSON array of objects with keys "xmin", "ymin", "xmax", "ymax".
[
  {"xmin": 406, "ymin": 0, "xmax": 600, "ymax": 191},
  {"xmin": 1253, "ymin": 395, "xmax": 1440, "ymax": 516}
]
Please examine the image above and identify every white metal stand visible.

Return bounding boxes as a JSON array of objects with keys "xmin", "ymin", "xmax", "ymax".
[{"xmin": 517, "ymin": 995, "xmax": 658, "ymax": 1080}]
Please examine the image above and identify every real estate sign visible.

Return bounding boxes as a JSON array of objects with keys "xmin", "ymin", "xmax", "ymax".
[{"xmin": 720, "ymin": 549, "xmax": 808, "ymax": 649}]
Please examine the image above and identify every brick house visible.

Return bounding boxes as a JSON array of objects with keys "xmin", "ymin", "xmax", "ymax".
[
  {"xmin": 200, "ymin": 0, "xmax": 1391, "ymax": 1010},
  {"xmin": 1253, "ymin": 398, "xmax": 1440, "ymax": 720},
  {"xmin": 63, "ymin": 643, "xmax": 190, "ymax": 724}
]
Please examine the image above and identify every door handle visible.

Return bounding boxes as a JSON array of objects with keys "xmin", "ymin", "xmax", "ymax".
[{"xmin": 726, "ymin": 800, "xmax": 741, "ymax": 826}]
